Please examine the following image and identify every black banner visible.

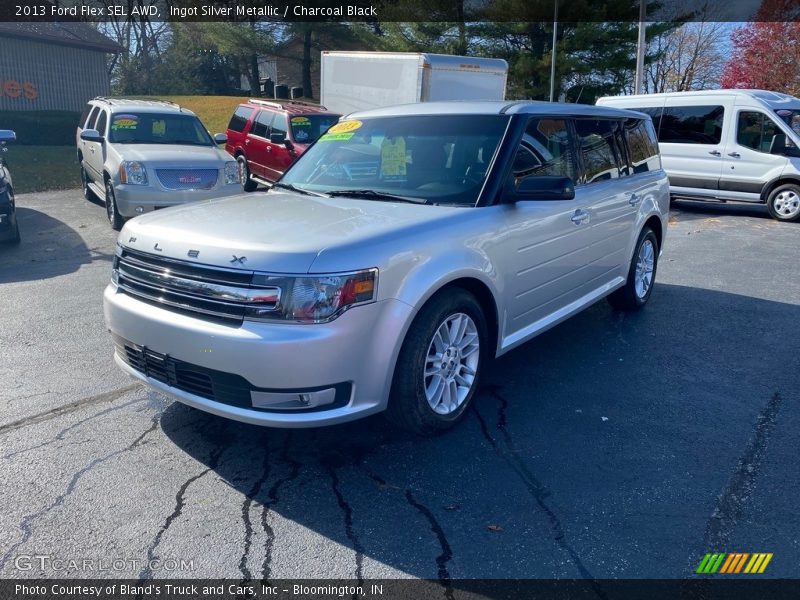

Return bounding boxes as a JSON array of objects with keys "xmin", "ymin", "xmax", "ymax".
[
  {"xmin": 0, "ymin": 0, "xmax": 798, "ymax": 22},
  {"xmin": 2, "ymin": 579, "xmax": 800, "ymax": 600}
]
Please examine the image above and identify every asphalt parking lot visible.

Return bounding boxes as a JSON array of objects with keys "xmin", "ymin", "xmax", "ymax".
[{"xmin": 1, "ymin": 190, "xmax": 798, "ymax": 582}]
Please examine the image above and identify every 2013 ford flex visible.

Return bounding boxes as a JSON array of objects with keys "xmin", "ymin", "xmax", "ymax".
[{"xmin": 104, "ymin": 101, "xmax": 669, "ymax": 434}]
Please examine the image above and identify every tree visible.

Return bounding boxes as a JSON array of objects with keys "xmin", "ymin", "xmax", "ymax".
[
  {"xmin": 720, "ymin": 0, "xmax": 800, "ymax": 94},
  {"xmin": 645, "ymin": 20, "xmax": 727, "ymax": 93}
]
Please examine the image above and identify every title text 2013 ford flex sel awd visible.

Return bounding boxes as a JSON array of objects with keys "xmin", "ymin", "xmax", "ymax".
[{"xmin": 104, "ymin": 101, "xmax": 669, "ymax": 434}]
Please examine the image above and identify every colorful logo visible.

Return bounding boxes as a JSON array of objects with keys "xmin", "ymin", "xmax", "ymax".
[{"xmin": 696, "ymin": 552, "xmax": 772, "ymax": 574}]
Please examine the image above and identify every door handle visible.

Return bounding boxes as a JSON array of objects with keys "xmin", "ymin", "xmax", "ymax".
[
  {"xmin": 245, "ymin": 139, "xmax": 250, "ymax": 144},
  {"xmin": 571, "ymin": 210, "xmax": 590, "ymax": 225},
  {"xmin": 708, "ymin": 150, "xmax": 721, "ymax": 156},
  {"xmin": 728, "ymin": 152, "xmax": 741, "ymax": 158},
  {"xmin": 629, "ymin": 193, "xmax": 641, "ymax": 206},
  {"xmin": 266, "ymin": 146, "xmax": 272, "ymax": 152}
]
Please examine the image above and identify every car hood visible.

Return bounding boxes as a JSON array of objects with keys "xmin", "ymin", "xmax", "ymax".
[
  {"xmin": 119, "ymin": 191, "xmax": 466, "ymax": 273},
  {"xmin": 114, "ymin": 144, "xmax": 231, "ymax": 166}
]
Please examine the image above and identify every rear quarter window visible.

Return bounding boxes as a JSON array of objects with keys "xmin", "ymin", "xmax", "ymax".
[
  {"xmin": 624, "ymin": 118, "xmax": 660, "ymax": 174},
  {"xmin": 228, "ymin": 106, "xmax": 255, "ymax": 133}
]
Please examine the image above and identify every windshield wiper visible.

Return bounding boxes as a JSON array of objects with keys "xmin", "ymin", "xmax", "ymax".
[
  {"xmin": 325, "ymin": 189, "xmax": 426, "ymax": 204},
  {"xmin": 271, "ymin": 182, "xmax": 327, "ymax": 197}
]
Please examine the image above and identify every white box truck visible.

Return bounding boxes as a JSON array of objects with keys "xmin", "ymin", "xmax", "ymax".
[{"xmin": 320, "ymin": 51, "xmax": 508, "ymax": 116}]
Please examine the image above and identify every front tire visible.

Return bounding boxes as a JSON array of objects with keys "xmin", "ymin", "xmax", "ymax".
[
  {"xmin": 238, "ymin": 156, "xmax": 257, "ymax": 192},
  {"xmin": 766, "ymin": 184, "xmax": 800, "ymax": 222},
  {"xmin": 105, "ymin": 178, "xmax": 124, "ymax": 231},
  {"xmin": 386, "ymin": 289, "xmax": 487, "ymax": 435},
  {"xmin": 608, "ymin": 227, "xmax": 659, "ymax": 311}
]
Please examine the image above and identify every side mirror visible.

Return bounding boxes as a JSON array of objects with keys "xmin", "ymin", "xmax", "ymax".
[
  {"xmin": 80, "ymin": 129, "xmax": 103, "ymax": 143},
  {"xmin": 0, "ymin": 130, "xmax": 16, "ymax": 144},
  {"xmin": 269, "ymin": 132, "xmax": 286, "ymax": 144},
  {"xmin": 508, "ymin": 176, "xmax": 575, "ymax": 202},
  {"xmin": 214, "ymin": 133, "xmax": 227, "ymax": 144}
]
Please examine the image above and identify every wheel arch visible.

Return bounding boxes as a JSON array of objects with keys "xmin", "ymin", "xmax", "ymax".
[{"xmin": 761, "ymin": 176, "xmax": 800, "ymax": 202}]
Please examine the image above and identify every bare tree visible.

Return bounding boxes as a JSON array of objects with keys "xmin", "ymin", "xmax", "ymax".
[{"xmin": 645, "ymin": 17, "xmax": 728, "ymax": 93}]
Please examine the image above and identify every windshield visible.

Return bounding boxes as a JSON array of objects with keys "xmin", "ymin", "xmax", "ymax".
[
  {"xmin": 108, "ymin": 113, "xmax": 213, "ymax": 146},
  {"xmin": 775, "ymin": 109, "xmax": 800, "ymax": 134},
  {"xmin": 280, "ymin": 115, "xmax": 509, "ymax": 206},
  {"xmin": 289, "ymin": 114, "xmax": 340, "ymax": 144}
]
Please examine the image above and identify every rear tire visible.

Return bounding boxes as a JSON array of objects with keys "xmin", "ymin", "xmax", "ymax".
[
  {"xmin": 105, "ymin": 178, "xmax": 124, "ymax": 231},
  {"xmin": 386, "ymin": 289, "xmax": 487, "ymax": 435},
  {"xmin": 238, "ymin": 156, "xmax": 257, "ymax": 192},
  {"xmin": 608, "ymin": 227, "xmax": 659, "ymax": 311},
  {"xmin": 766, "ymin": 183, "xmax": 800, "ymax": 222}
]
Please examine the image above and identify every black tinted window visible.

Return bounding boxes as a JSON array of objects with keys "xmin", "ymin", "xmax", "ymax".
[
  {"xmin": 228, "ymin": 106, "xmax": 254, "ymax": 133},
  {"xmin": 659, "ymin": 105, "xmax": 724, "ymax": 144},
  {"xmin": 624, "ymin": 118, "xmax": 660, "ymax": 173},
  {"xmin": 79, "ymin": 104, "xmax": 92, "ymax": 128},
  {"xmin": 290, "ymin": 114, "xmax": 339, "ymax": 144},
  {"xmin": 574, "ymin": 119, "xmax": 619, "ymax": 183},
  {"xmin": 86, "ymin": 106, "xmax": 100, "ymax": 129},
  {"xmin": 737, "ymin": 111, "xmax": 780, "ymax": 153},
  {"xmin": 250, "ymin": 110, "xmax": 272, "ymax": 138},
  {"xmin": 271, "ymin": 114, "xmax": 288, "ymax": 138},
  {"xmin": 513, "ymin": 118, "xmax": 576, "ymax": 182},
  {"xmin": 95, "ymin": 111, "xmax": 108, "ymax": 136}
]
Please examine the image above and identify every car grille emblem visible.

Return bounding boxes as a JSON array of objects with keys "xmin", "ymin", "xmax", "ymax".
[
  {"xmin": 230, "ymin": 255, "xmax": 247, "ymax": 265},
  {"xmin": 178, "ymin": 175, "xmax": 202, "ymax": 184},
  {"xmin": 154, "ymin": 243, "xmax": 163, "ymax": 251},
  {"xmin": 128, "ymin": 236, "xmax": 137, "ymax": 243},
  {"xmin": 188, "ymin": 249, "xmax": 200, "ymax": 258}
]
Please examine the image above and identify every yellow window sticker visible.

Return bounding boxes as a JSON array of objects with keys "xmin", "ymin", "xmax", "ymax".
[
  {"xmin": 291, "ymin": 116, "xmax": 310, "ymax": 124},
  {"xmin": 327, "ymin": 120, "xmax": 362, "ymax": 134},
  {"xmin": 152, "ymin": 120, "xmax": 166, "ymax": 135},
  {"xmin": 111, "ymin": 114, "xmax": 138, "ymax": 130},
  {"xmin": 380, "ymin": 136, "xmax": 407, "ymax": 178}
]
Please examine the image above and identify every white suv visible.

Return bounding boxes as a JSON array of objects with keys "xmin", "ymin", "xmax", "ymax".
[
  {"xmin": 104, "ymin": 101, "xmax": 669, "ymax": 434},
  {"xmin": 76, "ymin": 98, "xmax": 241, "ymax": 230}
]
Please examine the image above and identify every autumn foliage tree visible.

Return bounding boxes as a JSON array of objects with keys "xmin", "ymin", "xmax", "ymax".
[{"xmin": 720, "ymin": 0, "xmax": 800, "ymax": 95}]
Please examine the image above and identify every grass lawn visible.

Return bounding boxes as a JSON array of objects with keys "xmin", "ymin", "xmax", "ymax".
[
  {"xmin": 132, "ymin": 95, "xmax": 253, "ymax": 136},
  {"xmin": 5, "ymin": 146, "xmax": 79, "ymax": 194}
]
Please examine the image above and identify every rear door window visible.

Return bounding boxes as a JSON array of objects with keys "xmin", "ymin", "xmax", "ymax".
[
  {"xmin": 249, "ymin": 110, "xmax": 273, "ymax": 138},
  {"xmin": 624, "ymin": 118, "xmax": 660, "ymax": 173},
  {"xmin": 659, "ymin": 105, "xmax": 724, "ymax": 144},
  {"xmin": 574, "ymin": 119, "xmax": 620, "ymax": 183},
  {"xmin": 79, "ymin": 104, "xmax": 92, "ymax": 128},
  {"xmin": 86, "ymin": 106, "xmax": 100, "ymax": 130}
]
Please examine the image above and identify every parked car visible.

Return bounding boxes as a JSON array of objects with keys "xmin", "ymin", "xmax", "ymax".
[
  {"xmin": 76, "ymin": 98, "xmax": 241, "ymax": 230},
  {"xmin": 0, "ymin": 130, "xmax": 19, "ymax": 244},
  {"xmin": 104, "ymin": 101, "xmax": 669, "ymax": 435},
  {"xmin": 597, "ymin": 89, "xmax": 800, "ymax": 222},
  {"xmin": 225, "ymin": 99, "xmax": 340, "ymax": 191}
]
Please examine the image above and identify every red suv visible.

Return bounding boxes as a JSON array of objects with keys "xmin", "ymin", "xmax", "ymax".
[{"xmin": 225, "ymin": 100, "xmax": 340, "ymax": 191}]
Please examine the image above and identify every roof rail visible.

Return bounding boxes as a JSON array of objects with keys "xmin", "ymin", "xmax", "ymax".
[
  {"xmin": 249, "ymin": 98, "xmax": 329, "ymax": 111},
  {"xmin": 92, "ymin": 96, "xmax": 182, "ymax": 109},
  {"xmin": 249, "ymin": 98, "xmax": 284, "ymax": 109}
]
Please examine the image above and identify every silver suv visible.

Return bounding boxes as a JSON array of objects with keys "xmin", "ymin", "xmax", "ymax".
[
  {"xmin": 104, "ymin": 101, "xmax": 669, "ymax": 434},
  {"xmin": 77, "ymin": 98, "xmax": 241, "ymax": 230}
]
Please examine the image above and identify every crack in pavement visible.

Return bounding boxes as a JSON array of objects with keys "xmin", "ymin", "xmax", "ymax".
[
  {"xmin": 260, "ymin": 431, "xmax": 301, "ymax": 582},
  {"xmin": 404, "ymin": 490, "xmax": 455, "ymax": 600},
  {"xmin": 473, "ymin": 387, "xmax": 608, "ymax": 600},
  {"xmin": 0, "ymin": 384, "xmax": 142, "ymax": 436},
  {"xmin": 0, "ymin": 413, "xmax": 160, "ymax": 571},
  {"xmin": 238, "ymin": 447, "xmax": 272, "ymax": 581},
  {"xmin": 326, "ymin": 464, "xmax": 365, "ymax": 589},
  {"xmin": 139, "ymin": 435, "xmax": 228, "ymax": 580},
  {"xmin": 3, "ymin": 396, "xmax": 147, "ymax": 460},
  {"xmin": 680, "ymin": 391, "xmax": 783, "ymax": 599}
]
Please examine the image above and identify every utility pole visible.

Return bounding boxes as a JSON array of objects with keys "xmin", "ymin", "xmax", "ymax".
[
  {"xmin": 634, "ymin": 0, "xmax": 646, "ymax": 94},
  {"xmin": 549, "ymin": 0, "xmax": 558, "ymax": 102}
]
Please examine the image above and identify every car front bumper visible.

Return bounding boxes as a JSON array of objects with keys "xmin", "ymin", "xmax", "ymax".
[
  {"xmin": 113, "ymin": 182, "xmax": 242, "ymax": 217},
  {"xmin": 103, "ymin": 283, "xmax": 414, "ymax": 427}
]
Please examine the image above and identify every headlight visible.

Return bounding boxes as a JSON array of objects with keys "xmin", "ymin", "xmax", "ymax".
[
  {"xmin": 119, "ymin": 161, "xmax": 148, "ymax": 185},
  {"xmin": 247, "ymin": 269, "xmax": 377, "ymax": 323},
  {"xmin": 224, "ymin": 161, "xmax": 239, "ymax": 185}
]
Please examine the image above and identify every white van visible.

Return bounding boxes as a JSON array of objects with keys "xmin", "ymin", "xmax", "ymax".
[{"xmin": 597, "ymin": 89, "xmax": 800, "ymax": 221}]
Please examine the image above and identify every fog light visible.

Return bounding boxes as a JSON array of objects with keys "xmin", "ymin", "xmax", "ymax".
[
  {"xmin": 135, "ymin": 206, "xmax": 144, "ymax": 214},
  {"xmin": 251, "ymin": 388, "xmax": 336, "ymax": 410}
]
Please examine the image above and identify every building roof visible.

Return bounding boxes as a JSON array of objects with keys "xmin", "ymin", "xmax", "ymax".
[{"xmin": 0, "ymin": 22, "xmax": 123, "ymax": 53}]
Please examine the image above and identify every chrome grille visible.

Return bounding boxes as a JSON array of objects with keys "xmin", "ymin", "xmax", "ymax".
[
  {"xmin": 114, "ymin": 248, "xmax": 280, "ymax": 324},
  {"xmin": 156, "ymin": 168, "xmax": 218, "ymax": 190}
]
